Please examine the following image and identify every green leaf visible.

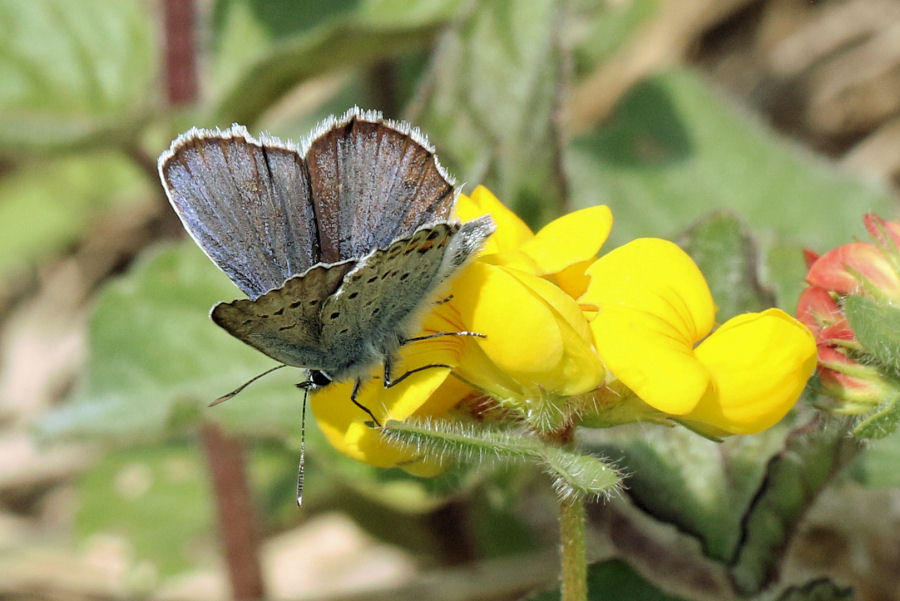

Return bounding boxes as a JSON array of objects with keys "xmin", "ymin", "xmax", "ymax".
[
  {"xmin": 728, "ymin": 417, "xmax": 863, "ymax": 596},
  {"xmin": 382, "ymin": 418, "xmax": 544, "ymax": 463},
  {"xmin": 415, "ymin": 0, "xmax": 564, "ymax": 227},
  {"xmin": 0, "ymin": 152, "xmax": 147, "ymax": 279},
  {"xmin": 539, "ymin": 447, "xmax": 620, "ymax": 501},
  {"xmin": 844, "ymin": 295, "xmax": 900, "ymax": 373},
  {"xmin": 382, "ymin": 420, "xmax": 620, "ymax": 500},
  {"xmin": 37, "ymin": 242, "xmax": 302, "ymax": 443},
  {"xmin": 211, "ymin": 0, "xmax": 461, "ymax": 125},
  {"xmin": 75, "ymin": 444, "xmax": 214, "ymax": 577},
  {"xmin": 851, "ymin": 395, "xmax": 900, "ymax": 439},
  {"xmin": 850, "ymin": 430, "xmax": 900, "ymax": 487},
  {"xmin": 566, "ymin": 70, "xmax": 897, "ymax": 309},
  {"xmin": 765, "ymin": 242, "xmax": 813, "ymax": 322},
  {"xmin": 677, "ymin": 211, "xmax": 773, "ymax": 321},
  {"xmin": 75, "ymin": 440, "xmax": 304, "ymax": 577},
  {"xmin": 0, "ymin": 0, "xmax": 156, "ymax": 154},
  {"xmin": 525, "ymin": 558, "xmax": 690, "ymax": 601},
  {"xmin": 774, "ymin": 578, "xmax": 853, "ymax": 601},
  {"xmin": 571, "ymin": 0, "xmax": 658, "ymax": 75},
  {"xmin": 582, "ymin": 421, "xmax": 789, "ymax": 562}
]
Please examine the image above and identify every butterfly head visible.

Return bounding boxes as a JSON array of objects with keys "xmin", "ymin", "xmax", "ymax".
[{"xmin": 297, "ymin": 369, "xmax": 334, "ymax": 392}]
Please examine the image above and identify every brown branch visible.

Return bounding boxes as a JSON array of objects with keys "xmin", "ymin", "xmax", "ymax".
[
  {"xmin": 162, "ymin": 0, "xmax": 199, "ymax": 106},
  {"xmin": 201, "ymin": 423, "xmax": 266, "ymax": 601}
]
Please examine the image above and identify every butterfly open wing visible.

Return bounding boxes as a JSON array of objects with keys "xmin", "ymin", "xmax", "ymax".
[
  {"xmin": 159, "ymin": 126, "xmax": 320, "ymax": 299},
  {"xmin": 211, "ymin": 261, "xmax": 355, "ymax": 369},
  {"xmin": 305, "ymin": 110, "xmax": 456, "ymax": 263}
]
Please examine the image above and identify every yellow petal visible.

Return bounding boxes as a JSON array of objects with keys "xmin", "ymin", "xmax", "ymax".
[
  {"xmin": 501, "ymin": 267, "xmax": 605, "ymax": 395},
  {"xmin": 520, "ymin": 206, "xmax": 612, "ymax": 275},
  {"xmin": 479, "ymin": 249, "xmax": 542, "ymax": 274},
  {"xmin": 554, "ymin": 259, "xmax": 594, "ymax": 299},
  {"xmin": 312, "ymin": 366, "xmax": 450, "ymax": 470},
  {"xmin": 688, "ymin": 309, "xmax": 817, "ymax": 434},
  {"xmin": 451, "ymin": 262, "xmax": 562, "ymax": 383},
  {"xmin": 456, "ymin": 186, "xmax": 533, "ymax": 254},
  {"xmin": 582, "ymin": 238, "xmax": 716, "ymax": 414},
  {"xmin": 450, "ymin": 262, "xmax": 603, "ymax": 397},
  {"xmin": 311, "ymin": 322, "xmax": 463, "ymax": 470}
]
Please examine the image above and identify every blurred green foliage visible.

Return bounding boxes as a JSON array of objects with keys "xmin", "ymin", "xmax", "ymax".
[{"xmin": 2, "ymin": 0, "xmax": 895, "ymax": 599}]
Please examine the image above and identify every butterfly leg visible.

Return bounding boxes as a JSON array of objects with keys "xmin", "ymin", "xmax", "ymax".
[
  {"xmin": 401, "ymin": 330, "xmax": 485, "ymax": 344},
  {"xmin": 350, "ymin": 378, "xmax": 382, "ymax": 427},
  {"xmin": 382, "ymin": 354, "xmax": 454, "ymax": 389}
]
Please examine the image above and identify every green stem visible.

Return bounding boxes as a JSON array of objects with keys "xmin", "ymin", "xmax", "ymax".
[{"xmin": 558, "ymin": 496, "xmax": 587, "ymax": 601}]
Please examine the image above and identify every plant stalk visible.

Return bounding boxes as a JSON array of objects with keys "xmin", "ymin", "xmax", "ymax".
[
  {"xmin": 201, "ymin": 422, "xmax": 266, "ymax": 601},
  {"xmin": 558, "ymin": 496, "xmax": 587, "ymax": 601}
]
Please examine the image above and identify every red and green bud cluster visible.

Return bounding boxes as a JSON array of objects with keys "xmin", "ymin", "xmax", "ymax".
[{"xmin": 797, "ymin": 214, "xmax": 900, "ymax": 407}]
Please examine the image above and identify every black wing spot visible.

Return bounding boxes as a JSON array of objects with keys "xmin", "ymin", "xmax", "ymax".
[
  {"xmin": 278, "ymin": 324, "xmax": 297, "ymax": 331},
  {"xmin": 372, "ymin": 307, "xmax": 381, "ymax": 316},
  {"xmin": 339, "ymin": 328, "xmax": 349, "ymax": 335},
  {"xmin": 400, "ymin": 273, "xmax": 410, "ymax": 281},
  {"xmin": 260, "ymin": 314, "xmax": 270, "ymax": 319},
  {"xmin": 426, "ymin": 230, "xmax": 441, "ymax": 240},
  {"xmin": 367, "ymin": 276, "xmax": 378, "ymax": 284},
  {"xmin": 329, "ymin": 311, "xmax": 340, "ymax": 319},
  {"xmin": 348, "ymin": 291, "xmax": 359, "ymax": 299},
  {"xmin": 308, "ymin": 299, "xmax": 319, "ymax": 306},
  {"xmin": 289, "ymin": 300, "xmax": 303, "ymax": 308},
  {"xmin": 273, "ymin": 307, "xmax": 285, "ymax": 316}
]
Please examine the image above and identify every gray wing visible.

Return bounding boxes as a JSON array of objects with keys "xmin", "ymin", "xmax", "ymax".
[
  {"xmin": 318, "ymin": 216, "xmax": 495, "ymax": 379},
  {"xmin": 159, "ymin": 126, "xmax": 319, "ymax": 299},
  {"xmin": 304, "ymin": 108, "xmax": 457, "ymax": 263},
  {"xmin": 210, "ymin": 261, "xmax": 355, "ymax": 369}
]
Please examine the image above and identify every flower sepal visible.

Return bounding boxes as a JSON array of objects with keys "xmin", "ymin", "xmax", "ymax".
[{"xmin": 575, "ymin": 381, "xmax": 673, "ymax": 430}]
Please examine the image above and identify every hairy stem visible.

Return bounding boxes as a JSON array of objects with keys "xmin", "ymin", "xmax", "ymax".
[{"xmin": 558, "ymin": 496, "xmax": 587, "ymax": 601}]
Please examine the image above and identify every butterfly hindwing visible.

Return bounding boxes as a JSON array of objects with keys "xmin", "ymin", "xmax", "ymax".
[
  {"xmin": 211, "ymin": 261, "xmax": 355, "ymax": 369},
  {"xmin": 160, "ymin": 126, "xmax": 320, "ymax": 299},
  {"xmin": 305, "ymin": 110, "xmax": 456, "ymax": 263}
]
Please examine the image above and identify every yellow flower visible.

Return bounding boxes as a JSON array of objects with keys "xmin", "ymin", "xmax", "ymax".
[
  {"xmin": 456, "ymin": 186, "xmax": 611, "ymax": 297},
  {"xmin": 581, "ymin": 238, "xmax": 817, "ymax": 435},
  {"xmin": 450, "ymin": 187, "xmax": 608, "ymax": 421},
  {"xmin": 313, "ymin": 187, "xmax": 612, "ymax": 470},
  {"xmin": 311, "ymin": 307, "xmax": 470, "ymax": 476}
]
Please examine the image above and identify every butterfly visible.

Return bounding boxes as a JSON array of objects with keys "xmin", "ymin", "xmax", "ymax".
[{"xmin": 158, "ymin": 107, "xmax": 494, "ymax": 419}]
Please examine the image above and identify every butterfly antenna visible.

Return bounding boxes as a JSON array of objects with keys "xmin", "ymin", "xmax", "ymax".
[
  {"xmin": 209, "ymin": 365, "xmax": 287, "ymax": 407},
  {"xmin": 296, "ymin": 385, "xmax": 309, "ymax": 507}
]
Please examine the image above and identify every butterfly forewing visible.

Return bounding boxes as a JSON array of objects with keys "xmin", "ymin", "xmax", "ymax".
[
  {"xmin": 160, "ymin": 127, "xmax": 320, "ymax": 299},
  {"xmin": 306, "ymin": 113, "xmax": 456, "ymax": 263},
  {"xmin": 318, "ymin": 218, "xmax": 494, "ymax": 380},
  {"xmin": 211, "ymin": 261, "xmax": 356, "ymax": 369},
  {"xmin": 160, "ymin": 108, "xmax": 496, "ymax": 386}
]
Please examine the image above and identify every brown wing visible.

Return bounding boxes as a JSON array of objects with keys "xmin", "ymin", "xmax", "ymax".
[{"xmin": 211, "ymin": 261, "xmax": 355, "ymax": 369}]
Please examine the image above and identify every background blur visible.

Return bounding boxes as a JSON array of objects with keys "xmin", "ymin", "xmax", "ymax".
[{"xmin": 1, "ymin": 1, "xmax": 899, "ymax": 600}]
